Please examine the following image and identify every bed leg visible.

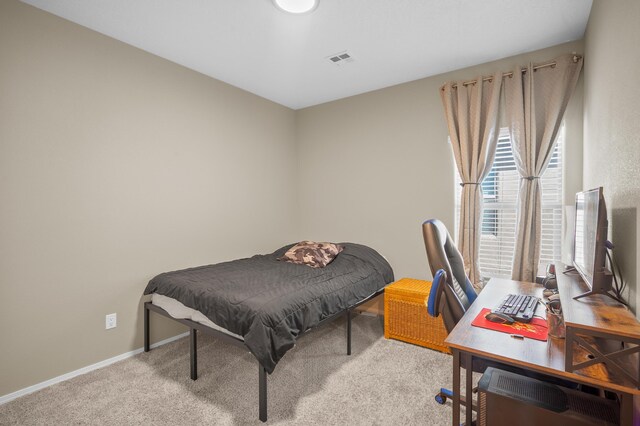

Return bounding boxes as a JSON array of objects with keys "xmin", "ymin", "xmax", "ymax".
[
  {"xmin": 144, "ymin": 302, "xmax": 150, "ymax": 353},
  {"xmin": 347, "ymin": 308, "xmax": 352, "ymax": 356},
  {"xmin": 259, "ymin": 364, "xmax": 267, "ymax": 422},
  {"xmin": 190, "ymin": 328, "xmax": 198, "ymax": 381}
]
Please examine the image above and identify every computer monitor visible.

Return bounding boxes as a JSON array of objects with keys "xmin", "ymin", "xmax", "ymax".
[{"xmin": 572, "ymin": 187, "xmax": 616, "ymax": 301}]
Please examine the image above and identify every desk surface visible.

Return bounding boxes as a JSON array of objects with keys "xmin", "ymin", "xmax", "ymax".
[{"xmin": 445, "ymin": 277, "xmax": 640, "ymax": 395}]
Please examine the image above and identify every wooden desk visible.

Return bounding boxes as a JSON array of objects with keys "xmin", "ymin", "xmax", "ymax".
[{"xmin": 445, "ymin": 276, "xmax": 640, "ymax": 426}]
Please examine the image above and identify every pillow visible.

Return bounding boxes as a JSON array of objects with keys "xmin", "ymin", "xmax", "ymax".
[{"xmin": 278, "ymin": 241, "xmax": 344, "ymax": 268}]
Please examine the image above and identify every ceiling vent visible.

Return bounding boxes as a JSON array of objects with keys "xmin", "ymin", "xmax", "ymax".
[{"xmin": 327, "ymin": 51, "xmax": 354, "ymax": 66}]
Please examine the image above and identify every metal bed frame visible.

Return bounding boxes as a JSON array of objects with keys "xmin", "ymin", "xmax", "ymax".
[{"xmin": 143, "ymin": 287, "xmax": 385, "ymax": 422}]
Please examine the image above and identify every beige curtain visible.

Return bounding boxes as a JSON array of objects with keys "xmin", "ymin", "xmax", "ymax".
[
  {"xmin": 441, "ymin": 73, "xmax": 502, "ymax": 289},
  {"xmin": 505, "ymin": 54, "xmax": 583, "ymax": 282}
]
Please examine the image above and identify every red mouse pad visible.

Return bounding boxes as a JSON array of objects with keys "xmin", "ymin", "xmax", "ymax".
[{"xmin": 471, "ymin": 308, "xmax": 548, "ymax": 341}]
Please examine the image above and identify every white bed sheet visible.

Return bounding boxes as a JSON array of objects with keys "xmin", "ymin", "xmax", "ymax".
[{"xmin": 151, "ymin": 293, "xmax": 244, "ymax": 341}]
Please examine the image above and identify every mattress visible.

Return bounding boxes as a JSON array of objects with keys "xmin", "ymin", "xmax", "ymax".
[{"xmin": 151, "ymin": 293, "xmax": 243, "ymax": 340}]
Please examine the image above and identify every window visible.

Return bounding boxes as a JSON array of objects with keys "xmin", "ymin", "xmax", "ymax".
[{"xmin": 454, "ymin": 128, "xmax": 564, "ymax": 281}]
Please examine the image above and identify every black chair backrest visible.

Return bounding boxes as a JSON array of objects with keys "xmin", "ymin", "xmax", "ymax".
[{"xmin": 422, "ymin": 219, "xmax": 477, "ymax": 332}]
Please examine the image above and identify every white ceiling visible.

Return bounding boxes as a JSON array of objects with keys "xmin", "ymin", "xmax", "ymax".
[{"xmin": 22, "ymin": 0, "xmax": 592, "ymax": 110}]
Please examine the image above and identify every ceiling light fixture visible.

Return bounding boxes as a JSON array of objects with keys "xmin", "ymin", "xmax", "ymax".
[{"xmin": 273, "ymin": 0, "xmax": 318, "ymax": 14}]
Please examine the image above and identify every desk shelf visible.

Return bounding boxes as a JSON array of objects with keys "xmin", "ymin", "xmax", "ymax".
[{"xmin": 557, "ymin": 264, "xmax": 640, "ymax": 390}]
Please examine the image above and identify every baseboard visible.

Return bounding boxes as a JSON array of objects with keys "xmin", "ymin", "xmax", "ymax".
[{"xmin": 0, "ymin": 332, "xmax": 189, "ymax": 406}]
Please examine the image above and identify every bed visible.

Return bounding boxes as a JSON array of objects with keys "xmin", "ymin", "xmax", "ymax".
[{"xmin": 142, "ymin": 242, "xmax": 394, "ymax": 421}]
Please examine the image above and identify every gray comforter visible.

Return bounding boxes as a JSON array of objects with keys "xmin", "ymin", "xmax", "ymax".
[{"xmin": 144, "ymin": 243, "xmax": 393, "ymax": 373}]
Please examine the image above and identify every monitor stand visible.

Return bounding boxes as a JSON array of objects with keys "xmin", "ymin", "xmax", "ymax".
[
  {"xmin": 573, "ymin": 288, "xmax": 626, "ymax": 304},
  {"xmin": 572, "ymin": 271, "xmax": 625, "ymax": 304}
]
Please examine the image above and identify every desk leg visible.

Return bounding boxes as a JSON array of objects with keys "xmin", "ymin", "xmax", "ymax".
[
  {"xmin": 452, "ymin": 349, "xmax": 461, "ymax": 426},
  {"xmin": 464, "ymin": 352, "xmax": 473, "ymax": 426},
  {"xmin": 620, "ymin": 392, "xmax": 633, "ymax": 426}
]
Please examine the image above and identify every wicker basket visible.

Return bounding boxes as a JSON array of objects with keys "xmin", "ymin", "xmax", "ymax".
[{"xmin": 384, "ymin": 278, "xmax": 450, "ymax": 354}]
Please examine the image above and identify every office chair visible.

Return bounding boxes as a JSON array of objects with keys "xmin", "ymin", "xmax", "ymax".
[{"xmin": 422, "ymin": 219, "xmax": 480, "ymax": 405}]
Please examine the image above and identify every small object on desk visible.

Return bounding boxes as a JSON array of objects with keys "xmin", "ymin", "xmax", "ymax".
[
  {"xmin": 542, "ymin": 288, "xmax": 557, "ymax": 298},
  {"xmin": 542, "ymin": 264, "xmax": 558, "ymax": 289},
  {"xmin": 547, "ymin": 263, "xmax": 556, "ymax": 276},
  {"xmin": 545, "ymin": 296, "xmax": 565, "ymax": 339},
  {"xmin": 543, "ymin": 277, "xmax": 557, "ymax": 290},
  {"xmin": 547, "ymin": 309, "xmax": 565, "ymax": 339},
  {"xmin": 486, "ymin": 312, "xmax": 514, "ymax": 325},
  {"xmin": 546, "ymin": 299, "xmax": 562, "ymax": 313},
  {"xmin": 547, "ymin": 293, "xmax": 561, "ymax": 303}
]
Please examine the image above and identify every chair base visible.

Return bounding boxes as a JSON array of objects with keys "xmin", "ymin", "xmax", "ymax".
[{"xmin": 435, "ymin": 388, "xmax": 453, "ymax": 404}]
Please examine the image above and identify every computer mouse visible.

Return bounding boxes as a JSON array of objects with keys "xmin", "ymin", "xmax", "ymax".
[
  {"xmin": 485, "ymin": 312, "xmax": 515, "ymax": 325},
  {"xmin": 543, "ymin": 288, "xmax": 558, "ymax": 298}
]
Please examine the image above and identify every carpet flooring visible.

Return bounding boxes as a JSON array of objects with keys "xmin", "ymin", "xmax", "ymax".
[{"xmin": 0, "ymin": 314, "xmax": 459, "ymax": 425}]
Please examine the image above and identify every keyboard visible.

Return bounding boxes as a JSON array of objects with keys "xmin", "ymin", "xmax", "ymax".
[{"xmin": 492, "ymin": 294, "xmax": 540, "ymax": 323}]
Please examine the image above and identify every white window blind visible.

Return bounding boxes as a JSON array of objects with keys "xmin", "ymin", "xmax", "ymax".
[{"xmin": 454, "ymin": 128, "xmax": 564, "ymax": 281}]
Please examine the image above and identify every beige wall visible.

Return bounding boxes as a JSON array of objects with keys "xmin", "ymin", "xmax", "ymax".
[
  {"xmin": 296, "ymin": 41, "xmax": 584, "ymax": 286},
  {"xmin": 0, "ymin": 1, "xmax": 297, "ymax": 396},
  {"xmin": 583, "ymin": 0, "xmax": 640, "ymax": 314}
]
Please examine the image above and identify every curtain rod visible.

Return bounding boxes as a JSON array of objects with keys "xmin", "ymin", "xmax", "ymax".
[{"xmin": 444, "ymin": 54, "xmax": 582, "ymax": 90}]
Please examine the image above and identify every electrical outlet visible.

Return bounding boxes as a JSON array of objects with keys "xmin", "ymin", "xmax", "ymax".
[{"xmin": 105, "ymin": 313, "xmax": 117, "ymax": 330}]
